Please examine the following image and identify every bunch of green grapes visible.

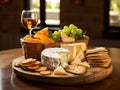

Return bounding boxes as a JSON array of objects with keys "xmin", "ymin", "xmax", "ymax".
[
  {"xmin": 49, "ymin": 29, "xmax": 62, "ymax": 42},
  {"xmin": 49, "ymin": 24, "xmax": 86, "ymax": 42}
]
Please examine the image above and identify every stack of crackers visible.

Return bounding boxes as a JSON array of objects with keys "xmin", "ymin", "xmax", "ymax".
[
  {"xmin": 14, "ymin": 58, "xmax": 52, "ymax": 75},
  {"xmin": 86, "ymin": 47, "xmax": 111, "ymax": 67}
]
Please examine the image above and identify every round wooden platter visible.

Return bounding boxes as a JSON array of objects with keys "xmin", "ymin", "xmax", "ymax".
[{"xmin": 12, "ymin": 56, "xmax": 113, "ymax": 85}]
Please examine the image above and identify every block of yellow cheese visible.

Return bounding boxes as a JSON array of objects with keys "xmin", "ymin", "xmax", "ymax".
[
  {"xmin": 72, "ymin": 43, "xmax": 87, "ymax": 52},
  {"xmin": 61, "ymin": 44, "xmax": 76, "ymax": 62},
  {"xmin": 61, "ymin": 42, "xmax": 87, "ymax": 62}
]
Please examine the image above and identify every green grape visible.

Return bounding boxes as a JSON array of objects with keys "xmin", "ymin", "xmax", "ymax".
[
  {"xmin": 69, "ymin": 24, "xmax": 75, "ymax": 30},
  {"xmin": 57, "ymin": 33, "xmax": 61, "ymax": 39},
  {"xmin": 58, "ymin": 29, "xmax": 62, "ymax": 34},
  {"xmin": 54, "ymin": 31, "xmax": 59, "ymax": 36},
  {"xmin": 49, "ymin": 24, "xmax": 86, "ymax": 42},
  {"xmin": 57, "ymin": 30, "xmax": 62, "ymax": 37},
  {"xmin": 69, "ymin": 34, "xmax": 75, "ymax": 38},
  {"xmin": 67, "ymin": 29, "xmax": 71, "ymax": 35},
  {"xmin": 74, "ymin": 26, "xmax": 78, "ymax": 30},
  {"xmin": 52, "ymin": 30, "xmax": 62, "ymax": 42},
  {"xmin": 52, "ymin": 35, "xmax": 58, "ymax": 42},
  {"xmin": 76, "ymin": 29, "xmax": 83, "ymax": 35},
  {"xmin": 63, "ymin": 26, "xmax": 69, "ymax": 30},
  {"xmin": 63, "ymin": 25, "xmax": 71, "ymax": 34},
  {"xmin": 69, "ymin": 24, "xmax": 77, "ymax": 30},
  {"xmin": 63, "ymin": 29, "xmax": 70, "ymax": 35},
  {"xmin": 71, "ymin": 29, "xmax": 76, "ymax": 35}
]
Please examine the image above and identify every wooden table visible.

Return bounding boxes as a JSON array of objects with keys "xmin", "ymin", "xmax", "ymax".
[{"xmin": 0, "ymin": 48, "xmax": 120, "ymax": 90}]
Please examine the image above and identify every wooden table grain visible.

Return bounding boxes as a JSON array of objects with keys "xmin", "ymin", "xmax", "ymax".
[{"xmin": 0, "ymin": 48, "xmax": 120, "ymax": 90}]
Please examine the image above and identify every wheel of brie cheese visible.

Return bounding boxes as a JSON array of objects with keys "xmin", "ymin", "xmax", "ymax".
[{"xmin": 41, "ymin": 48, "xmax": 69, "ymax": 70}]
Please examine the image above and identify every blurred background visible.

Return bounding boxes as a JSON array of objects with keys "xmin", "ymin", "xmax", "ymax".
[{"xmin": 0, "ymin": 0, "xmax": 120, "ymax": 50}]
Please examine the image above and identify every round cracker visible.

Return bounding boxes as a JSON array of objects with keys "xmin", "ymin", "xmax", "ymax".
[
  {"xmin": 21, "ymin": 58, "xmax": 36, "ymax": 64},
  {"xmin": 65, "ymin": 65, "xmax": 87, "ymax": 75},
  {"xmin": 35, "ymin": 66, "xmax": 47, "ymax": 72},
  {"xmin": 27, "ymin": 65, "xmax": 40, "ymax": 70},
  {"xmin": 40, "ymin": 70, "xmax": 51, "ymax": 75},
  {"xmin": 34, "ymin": 61, "xmax": 41, "ymax": 65},
  {"xmin": 14, "ymin": 60, "xmax": 22, "ymax": 67}
]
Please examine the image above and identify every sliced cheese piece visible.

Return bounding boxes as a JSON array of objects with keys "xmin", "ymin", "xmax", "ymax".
[
  {"xmin": 79, "ymin": 61, "xmax": 90, "ymax": 68},
  {"xmin": 57, "ymin": 52, "xmax": 69, "ymax": 63},
  {"xmin": 70, "ymin": 43, "xmax": 82, "ymax": 55},
  {"xmin": 71, "ymin": 57, "xmax": 82, "ymax": 65},
  {"xmin": 61, "ymin": 32, "xmax": 75, "ymax": 42},
  {"xmin": 74, "ymin": 50, "xmax": 85, "ymax": 62},
  {"xmin": 71, "ymin": 50, "xmax": 90, "ymax": 68},
  {"xmin": 71, "ymin": 50, "xmax": 84, "ymax": 65},
  {"xmin": 77, "ymin": 43, "xmax": 87, "ymax": 51},
  {"xmin": 71, "ymin": 60, "xmax": 90, "ymax": 68},
  {"xmin": 69, "ymin": 43, "xmax": 87, "ymax": 54},
  {"xmin": 53, "ymin": 66, "xmax": 68, "ymax": 75},
  {"xmin": 61, "ymin": 44, "xmax": 76, "ymax": 62}
]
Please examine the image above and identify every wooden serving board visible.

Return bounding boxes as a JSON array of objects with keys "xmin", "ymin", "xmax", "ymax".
[{"xmin": 12, "ymin": 56, "xmax": 113, "ymax": 85}]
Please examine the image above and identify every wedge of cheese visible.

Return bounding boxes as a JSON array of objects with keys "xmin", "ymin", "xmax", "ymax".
[
  {"xmin": 53, "ymin": 66, "xmax": 68, "ymax": 75},
  {"xmin": 61, "ymin": 44, "xmax": 76, "ymax": 62},
  {"xmin": 71, "ymin": 50, "xmax": 85, "ymax": 65},
  {"xmin": 61, "ymin": 42, "xmax": 87, "ymax": 62},
  {"xmin": 71, "ymin": 43, "xmax": 87, "ymax": 52},
  {"xmin": 57, "ymin": 52, "xmax": 69, "ymax": 63},
  {"xmin": 61, "ymin": 32, "xmax": 75, "ymax": 42},
  {"xmin": 79, "ymin": 43, "xmax": 87, "ymax": 51},
  {"xmin": 71, "ymin": 50, "xmax": 90, "ymax": 68}
]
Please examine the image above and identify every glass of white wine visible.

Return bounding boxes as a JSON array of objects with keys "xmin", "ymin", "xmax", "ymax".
[{"xmin": 21, "ymin": 10, "xmax": 39, "ymax": 36}]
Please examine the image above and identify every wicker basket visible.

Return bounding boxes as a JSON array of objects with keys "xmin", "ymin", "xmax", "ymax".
[{"xmin": 20, "ymin": 37, "xmax": 89, "ymax": 61}]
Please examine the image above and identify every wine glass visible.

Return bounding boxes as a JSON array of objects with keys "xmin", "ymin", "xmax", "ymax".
[{"xmin": 21, "ymin": 10, "xmax": 39, "ymax": 36}]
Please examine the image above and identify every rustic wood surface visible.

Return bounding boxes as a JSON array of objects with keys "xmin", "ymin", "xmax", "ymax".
[{"xmin": 0, "ymin": 48, "xmax": 120, "ymax": 90}]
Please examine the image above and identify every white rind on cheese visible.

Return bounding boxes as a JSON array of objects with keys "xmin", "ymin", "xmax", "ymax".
[{"xmin": 41, "ymin": 48, "xmax": 69, "ymax": 69}]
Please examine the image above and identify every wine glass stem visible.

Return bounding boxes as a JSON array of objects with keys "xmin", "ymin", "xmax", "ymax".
[{"xmin": 29, "ymin": 29, "xmax": 32, "ymax": 36}]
